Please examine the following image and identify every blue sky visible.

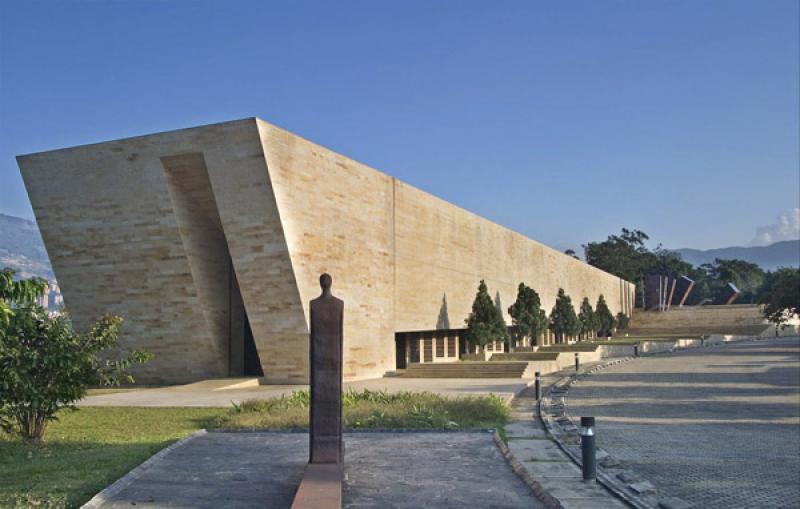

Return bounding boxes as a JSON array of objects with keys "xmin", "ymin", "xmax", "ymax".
[{"xmin": 1, "ymin": 0, "xmax": 797, "ymax": 251}]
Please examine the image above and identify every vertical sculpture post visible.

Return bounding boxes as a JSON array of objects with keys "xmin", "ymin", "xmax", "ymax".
[
  {"xmin": 291, "ymin": 274, "xmax": 344, "ymax": 509},
  {"xmin": 309, "ymin": 273, "xmax": 344, "ymax": 464}
]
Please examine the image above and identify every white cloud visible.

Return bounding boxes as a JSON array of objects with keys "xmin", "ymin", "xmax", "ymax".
[{"xmin": 749, "ymin": 208, "xmax": 800, "ymax": 246}]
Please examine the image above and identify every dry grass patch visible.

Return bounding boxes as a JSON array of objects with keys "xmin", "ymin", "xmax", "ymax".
[{"xmin": 210, "ymin": 389, "xmax": 510, "ymax": 431}]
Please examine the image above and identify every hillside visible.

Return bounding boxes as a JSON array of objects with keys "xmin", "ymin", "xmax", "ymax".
[
  {"xmin": 674, "ymin": 240, "xmax": 800, "ymax": 271},
  {"xmin": 0, "ymin": 213, "xmax": 53, "ymax": 279}
]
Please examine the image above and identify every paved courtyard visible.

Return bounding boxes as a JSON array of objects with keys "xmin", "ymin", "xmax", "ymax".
[
  {"xmin": 86, "ymin": 431, "xmax": 543, "ymax": 508},
  {"xmin": 567, "ymin": 336, "xmax": 800, "ymax": 509}
]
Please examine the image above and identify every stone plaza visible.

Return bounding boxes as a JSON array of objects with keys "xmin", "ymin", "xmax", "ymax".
[{"xmin": 567, "ymin": 337, "xmax": 800, "ymax": 508}]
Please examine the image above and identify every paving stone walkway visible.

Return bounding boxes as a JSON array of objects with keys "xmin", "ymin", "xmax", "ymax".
[
  {"xmin": 567, "ymin": 336, "xmax": 800, "ymax": 509},
  {"xmin": 506, "ymin": 374, "xmax": 629, "ymax": 509},
  {"xmin": 85, "ymin": 431, "xmax": 544, "ymax": 509}
]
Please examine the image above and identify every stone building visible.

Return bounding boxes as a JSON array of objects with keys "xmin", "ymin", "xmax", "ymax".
[{"xmin": 18, "ymin": 118, "xmax": 635, "ymax": 383}]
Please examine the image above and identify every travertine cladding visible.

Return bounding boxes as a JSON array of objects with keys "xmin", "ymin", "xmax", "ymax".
[{"xmin": 18, "ymin": 118, "xmax": 635, "ymax": 383}]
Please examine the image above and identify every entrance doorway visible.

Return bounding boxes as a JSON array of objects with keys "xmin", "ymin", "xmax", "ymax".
[{"xmin": 242, "ymin": 312, "xmax": 264, "ymax": 377}]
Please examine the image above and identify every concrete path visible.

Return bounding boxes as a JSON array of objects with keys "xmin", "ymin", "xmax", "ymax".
[
  {"xmin": 83, "ymin": 431, "xmax": 544, "ymax": 509},
  {"xmin": 567, "ymin": 336, "xmax": 800, "ymax": 509},
  {"xmin": 80, "ymin": 377, "xmax": 531, "ymax": 407},
  {"xmin": 505, "ymin": 368, "xmax": 629, "ymax": 509}
]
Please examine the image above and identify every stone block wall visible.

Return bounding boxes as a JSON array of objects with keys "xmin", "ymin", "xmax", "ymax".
[{"xmin": 19, "ymin": 118, "xmax": 635, "ymax": 383}]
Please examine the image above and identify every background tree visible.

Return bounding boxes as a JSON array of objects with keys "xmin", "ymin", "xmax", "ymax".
[
  {"xmin": 615, "ymin": 312, "xmax": 630, "ymax": 331},
  {"xmin": 584, "ymin": 229, "xmax": 653, "ymax": 280},
  {"xmin": 564, "ymin": 249, "xmax": 580, "ymax": 260},
  {"xmin": 699, "ymin": 258, "xmax": 765, "ymax": 304},
  {"xmin": 0, "ymin": 306, "xmax": 152, "ymax": 442},
  {"xmin": 577, "ymin": 297, "xmax": 596, "ymax": 340},
  {"xmin": 548, "ymin": 288, "xmax": 580, "ymax": 344},
  {"xmin": 595, "ymin": 294, "xmax": 615, "ymax": 337},
  {"xmin": 758, "ymin": 268, "xmax": 800, "ymax": 330},
  {"xmin": 465, "ymin": 280, "xmax": 508, "ymax": 351},
  {"xmin": 508, "ymin": 283, "xmax": 548, "ymax": 347}
]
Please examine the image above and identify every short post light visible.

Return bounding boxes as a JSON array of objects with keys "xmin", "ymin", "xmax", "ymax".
[
  {"xmin": 700, "ymin": 335, "xmax": 705, "ymax": 347},
  {"xmin": 534, "ymin": 371, "xmax": 542, "ymax": 401},
  {"xmin": 633, "ymin": 344, "xmax": 639, "ymax": 357},
  {"xmin": 580, "ymin": 416, "xmax": 596, "ymax": 481},
  {"xmin": 574, "ymin": 352, "xmax": 580, "ymax": 371}
]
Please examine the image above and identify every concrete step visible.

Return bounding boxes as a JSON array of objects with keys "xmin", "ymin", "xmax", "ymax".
[{"xmin": 399, "ymin": 361, "xmax": 531, "ymax": 378}]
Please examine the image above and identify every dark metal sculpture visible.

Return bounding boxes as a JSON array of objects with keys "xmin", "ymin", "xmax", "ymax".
[
  {"xmin": 291, "ymin": 273, "xmax": 344, "ymax": 509},
  {"xmin": 309, "ymin": 273, "xmax": 344, "ymax": 464},
  {"xmin": 672, "ymin": 275, "xmax": 695, "ymax": 307},
  {"xmin": 716, "ymin": 282, "xmax": 741, "ymax": 305}
]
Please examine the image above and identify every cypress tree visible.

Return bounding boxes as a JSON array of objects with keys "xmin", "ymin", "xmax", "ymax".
[
  {"xmin": 578, "ymin": 297, "xmax": 596, "ymax": 340},
  {"xmin": 508, "ymin": 283, "xmax": 548, "ymax": 347},
  {"xmin": 595, "ymin": 294, "xmax": 615, "ymax": 337},
  {"xmin": 549, "ymin": 288, "xmax": 580, "ymax": 344},
  {"xmin": 465, "ymin": 280, "xmax": 508, "ymax": 351}
]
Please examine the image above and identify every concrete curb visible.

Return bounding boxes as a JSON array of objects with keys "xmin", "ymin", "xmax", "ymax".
[
  {"xmin": 492, "ymin": 430, "xmax": 564, "ymax": 509},
  {"xmin": 80, "ymin": 429, "xmax": 208, "ymax": 509}
]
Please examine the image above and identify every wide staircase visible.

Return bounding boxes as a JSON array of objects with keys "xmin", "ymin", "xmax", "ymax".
[{"xmin": 399, "ymin": 361, "xmax": 531, "ymax": 378}]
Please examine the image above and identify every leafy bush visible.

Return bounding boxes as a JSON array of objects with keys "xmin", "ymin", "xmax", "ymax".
[
  {"xmin": 465, "ymin": 280, "xmax": 508, "ymax": 350},
  {"xmin": 578, "ymin": 297, "xmax": 597, "ymax": 339},
  {"xmin": 508, "ymin": 283, "xmax": 548, "ymax": 347},
  {"xmin": 549, "ymin": 288, "xmax": 580, "ymax": 343},
  {"xmin": 0, "ymin": 306, "xmax": 152, "ymax": 442},
  {"xmin": 615, "ymin": 312, "xmax": 630, "ymax": 330},
  {"xmin": 759, "ymin": 268, "xmax": 800, "ymax": 328},
  {"xmin": 594, "ymin": 294, "xmax": 615, "ymax": 337}
]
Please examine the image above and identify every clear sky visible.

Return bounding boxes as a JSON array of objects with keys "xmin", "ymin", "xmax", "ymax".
[{"xmin": 1, "ymin": 0, "xmax": 798, "ymax": 251}]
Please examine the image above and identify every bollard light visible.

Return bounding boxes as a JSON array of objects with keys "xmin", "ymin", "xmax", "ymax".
[
  {"xmin": 633, "ymin": 344, "xmax": 639, "ymax": 357},
  {"xmin": 534, "ymin": 371, "xmax": 541, "ymax": 401},
  {"xmin": 575, "ymin": 352, "xmax": 580, "ymax": 371},
  {"xmin": 579, "ymin": 416, "xmax": 596, "ymax": 481}
]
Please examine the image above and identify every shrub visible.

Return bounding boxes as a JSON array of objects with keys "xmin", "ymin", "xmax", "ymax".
[
  {"xmin": 578, "ymin": 297, "xmax": 597, "ymax": 339},
  {"xmin": 508, "ymin": 283, "xmax": 548, "ymax": 347},
  {"xmin": 0, "ymin": 306, "xmax": 152, "ymax": 442},
  {"xmin": 465, "ymin": 280, "xmax": 508, "ymax": 350},
  {"xmin": 594, "ymin": 295, "xmax": 615, "ymax": 337},
  {"xmin": 549, "ymin": 288, "xmax": 580, "ymax": 343},
  {"xmin": 615, "ymin": 312, "xmax": 630, "ymax": 330},
  {"xmin": 759, "ymin": 268, "xmax": 800, "ymax": 329}
]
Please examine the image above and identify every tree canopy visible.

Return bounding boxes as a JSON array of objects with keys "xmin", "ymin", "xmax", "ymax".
[
  {"xmin": 508, "ymin": 283, "xmax": 548, "ymax": 346},
  {"xmin": 577, "ymin": 297, "xmax": 596, "ymax": 338},
  {"xmin": 465, "ymin": 280, "xmax": 508, "ymax": 349},
  {"xmin": 0, "ymin": 268, "xmax": 47, "ymax": 327},
  {"xmin": 595, "ymin": 294, "xmax": 615, "ymax": 337},
  {"xmin": 548, "ymin": 288, "xmax": 580, "ymax": 343},
  {"xmin": 758, "ymin": 268, "xmax": 800, "ymax": 327}
]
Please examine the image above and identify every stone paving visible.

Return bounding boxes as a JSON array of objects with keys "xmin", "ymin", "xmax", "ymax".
[
  {"xmin": 566, "ymin": 336, "xmax": 800, "ymax": 509},
  {"xmin": 85, "ymin": 431, "xmax": 543, "ymax": 508},
  {"xmin": 506, "ymin": 377, "xmax": 629, "ymax": 509}
]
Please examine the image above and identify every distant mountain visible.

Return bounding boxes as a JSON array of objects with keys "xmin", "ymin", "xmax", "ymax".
[
  {"xmin": 0, "ymin": 213, "xmax": 53, "ymax": 280},
  {"xmin": 673, "ymin": 240, "xmax": 800, "ymax": 271}
]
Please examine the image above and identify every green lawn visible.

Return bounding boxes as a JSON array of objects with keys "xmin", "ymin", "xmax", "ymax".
[
  {"xmin": 0, "ymin": 390, "xmax": 509, "ymax": 509},
  {"xmin": 0, "ymin": 407, "xmax": 226, "ymax": 509}
]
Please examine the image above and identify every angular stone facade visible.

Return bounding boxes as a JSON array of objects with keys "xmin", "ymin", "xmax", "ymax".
[{"xmin": 18, "ymin": 118, "xmax": 635, "ymax": 383}]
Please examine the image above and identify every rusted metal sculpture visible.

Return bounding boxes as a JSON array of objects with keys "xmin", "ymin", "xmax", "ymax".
[
  {"xmin": 309, "ymin": 273, "xmax": 344, "ymax": 464},
  {"xmin": 291, "ymin": 273, "xmax": 344, "ymax": 509}
]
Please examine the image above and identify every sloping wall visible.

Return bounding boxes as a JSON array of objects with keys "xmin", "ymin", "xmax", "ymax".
[{"xmin": 19, "ymin": 117, "xmax": 635, "ymax": 383}]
